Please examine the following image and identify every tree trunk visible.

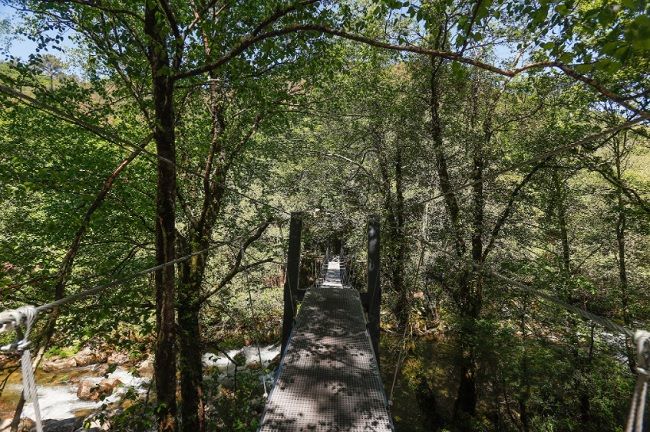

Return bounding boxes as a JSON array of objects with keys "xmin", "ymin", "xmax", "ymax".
[
  {"xmin": 518, "ymin": 299, "xmax": 531, "ymax": 432},
  {"xmin": 613, "ymin": 135, "xmax": 635, "ymax": 373},
  {"xmin": 178, "ymin": 241, "xmax": 207, "ymax": 432},
  {"xmin": 177, "ymin": 238, "xmax": 207, "ymax": 432},
  {"xmin": 429, "ymin": 57, "xmax": 465, "ymax": 258},
  {"xmin": 454, "ymin": 314, "xmax": 478, "ymax": 418},
  {"xmin": 551, "ymin": 169, "xmax": 571, "ymax": 277},
  {"xmin": 579, "ymin": 325, "xmax": 595, "ymax": 425},
  {"xmin": 374, "ymin": 124, "xmax": 408, "ymax": 330},
  {"xmin": 453, "ymin": 77, "xmax": 485, "ymax": 428},
  {"xmin": 144, "ymin": 3, "xmax": 178, "ymax": 430},
  {"xmin": 551, "ymin": 167, "xmax": 595, "ymax": 425},
  {"xmin": 176, "ymin": 54, "xmax": 227, "ymax": 429},
  {"xmin": 393, "ymin": 145, "xmax": 408, "ymax": 330}
]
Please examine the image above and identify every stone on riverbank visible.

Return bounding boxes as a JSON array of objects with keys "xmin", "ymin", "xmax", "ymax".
[
  {"xmin": 42, "ymin": 357, "xmax": 77, "ymax": 372},
  {"xmin": 77, "ymin": 378, "xmax": 122, "ymax": 401},
  {"xmin": 74, "ymin": 348, "xmax": 108, "ymax": 367},
  {"xmin": 137, "ymin": 356, "xmax": 153, "ymax": 375},
  {"xmin": 107, "ymin": 352, "xmax": 129, "ymax": 366}
]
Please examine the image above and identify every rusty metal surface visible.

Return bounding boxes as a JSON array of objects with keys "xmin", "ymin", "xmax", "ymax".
[{"xmin": 260, "ymin": 261, "xmax": 393, "ymax": 431}]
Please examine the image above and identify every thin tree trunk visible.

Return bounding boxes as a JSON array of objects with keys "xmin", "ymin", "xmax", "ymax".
[
  {"xmin": 551, "ymin": 169, "xmax": 571, "ymax": 277},
  {"xmin": 579, "ymin": 325, "xmax": 595, "ymax": 425},
  {"xmin": 393, "ymin": 144, "xmax": 408, "ymax": 330},
  {"xmin": 518, "ymin": 299, "xmax": 531, "ymax": 432},
  {"xmin": 430, "ymin": 57, "xmax": 465, "ymax": 258},
  {"xmin": 176, "ymin": 65, "xmax": 227, "ymax": 432},
  {"xmin": 178, "ymin": 233, "xmax": 208, "ymax": 432},
  {"xmin": 551, "ymin": 167, "xmax": 594, "ymax": 425},
  {"xmin": 613, "ymin": 134, "xmax": 635, "ymax": 373},
  {"xmin": 145, "ymin": 3, "xmax": 178, "ymax": 430},
  {"xmin": 453, "ymin": 77, "xmax": 485, "ymax": 428}
]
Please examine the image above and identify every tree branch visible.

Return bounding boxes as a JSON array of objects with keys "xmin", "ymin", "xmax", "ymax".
[
  {"xmin": 47, "ymin": 0, "xmax": 144, "ymax": 21},
  {"xmin": 0, "ymin": 83, "xmax": 169, "ymax": 166},
  {"xmin": 173, "ymin": 24, "xmax": 650, "ymax": 120},
  {"xmin": 198, "ymin": 220, "xmax": 273, "ymax": 303},
  {"xmin": 578, "ymin": 154, "xmax": 650, "ymax": 214},
  {"xmin": 482, "ymin": 158, "xmax": 548, "ymax": 261},
  {"xmin": 418, "ymin": 117, "xmax": 645, "ymax": 206},
  {"xmin": 251, "ymin": 0, "xmax": 319, "ymax": 37}
]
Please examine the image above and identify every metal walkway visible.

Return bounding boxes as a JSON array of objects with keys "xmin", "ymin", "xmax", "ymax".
[{"xmin": 259, "ymin": 259, "xmax": 393, "ymax": 431}]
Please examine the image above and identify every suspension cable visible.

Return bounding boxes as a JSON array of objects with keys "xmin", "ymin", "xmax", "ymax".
[
  {"xmin": 488, "ymin": 270, "xmax": 635, "ymax": 338},
  {"xmin": 0, "ymin": 244, "xmax": 223, "ymax": 329}
]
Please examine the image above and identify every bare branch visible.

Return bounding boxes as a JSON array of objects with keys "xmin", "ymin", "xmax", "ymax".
[{"xmin": 198, "ymin": 220, "xmax": 273, "ymax": 303}]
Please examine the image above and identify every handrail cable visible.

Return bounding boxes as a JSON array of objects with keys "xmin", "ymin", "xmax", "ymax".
[
  {"xmin": 1, "ymin": 220, "xmax": 647, "ymax": 429},
  {"xmin": 484, "ymin": 269, "xmax": 648, "ymax": 432},
  {"xmin": 1, "ymin": 244, "xmax": 225, "ymax": 330},
  {"xmin": 488, "ymin": 270, "xmax": 634, "ymax": 338}
]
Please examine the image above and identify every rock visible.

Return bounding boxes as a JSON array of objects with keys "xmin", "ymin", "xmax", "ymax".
[
  {"xmin": 74, "ymin": 348, "xmax": 107, "ymax": 367},
  {"xmin": 267, "ymin": 353, "xmax": 281, "ymax": 369},
  {"xmin": 107, "ymin": 352, "xmax": 129, "ymax": 366},
  {"xmin": 77, "ymin": 416, "xmax": 109, "ymax": 431},
  {"xmin": 0, "ymin": 354, "xmax": 18, "ymax": 368},
  {"xmin": 17, "ymin": 418, "xmax": 35, "ymax": 432},
  {"xmin": 77, "ymin": 379, "xmax": 96, "ymax": 400},
  {"xmin": 43, "ymin": 417, "xmax": 84, "ymax": 432},
  {"xmin": 42, "ymin": 357, "xmax": 77, "ymax": 372},
  {"xmin": 137, "ymin": 356, "xmax": 154, "ymax": 375},
  {"xmin": 98, "ymin": 377, "xmax": 122, "ymax": 396},
  {"xmin": 91, "ymin": 363, "xmax": 109, "ymax": 376},
  {"xmin": 77, "ymin": 377, "xmax": 120, "ymax": 401}
]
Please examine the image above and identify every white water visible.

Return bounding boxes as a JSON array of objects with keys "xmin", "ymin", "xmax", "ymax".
[
  {"xmin": 3, "ymin": 344, "xmax": 280, "ymax": 422},
  {"xmin": 202, "ymin": 344, "xmax": 281, "ymax": 373},
  {"xmin": 9, "ymin": 367, "xmax": 150, "ymax": 421}
]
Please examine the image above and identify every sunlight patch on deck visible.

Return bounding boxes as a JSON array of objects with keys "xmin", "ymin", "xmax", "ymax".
[{"xmin": 260, "ymin": 261, "xmax": 393, "ymax": 431}]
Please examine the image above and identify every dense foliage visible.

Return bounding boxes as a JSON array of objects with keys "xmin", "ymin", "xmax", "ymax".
[{"xmin": 0, "ymin": 0, "xmax": 648, "ymax": 431}]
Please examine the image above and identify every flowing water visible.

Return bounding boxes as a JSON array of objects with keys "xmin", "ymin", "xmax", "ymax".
[
  {"xmin": 0, "ymin": 344, "xmax": 281, "ymax": 425},
  {"xmin": 1, "ymin": 341, "xmax": 434, "ymax": 430},
  {"xmin": 0, "ymin": 366, "xmax": 148, "ymax": 421}
]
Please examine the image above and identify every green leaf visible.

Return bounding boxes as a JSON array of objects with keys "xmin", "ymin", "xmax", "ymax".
[{"xmin": 554, "ymin": 4, "xmax": 569, "ymax": 16}]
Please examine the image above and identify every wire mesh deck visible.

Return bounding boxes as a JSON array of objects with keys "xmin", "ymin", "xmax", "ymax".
[{"xmin": 259, "ymin": 260, "xmax": 393, "ymax": 431}]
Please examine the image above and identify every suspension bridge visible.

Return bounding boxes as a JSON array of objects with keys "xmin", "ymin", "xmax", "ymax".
[
  {"xmin": 0, "ymin": 213, "xmax": 648, "ymax": 432},
  {"xmin": 259, "ymin": 213, "xmax": 392, "ymax": 431},
  {"xmin": 260, "ymin": 259, "xmax": 392, "ymax": 430}
]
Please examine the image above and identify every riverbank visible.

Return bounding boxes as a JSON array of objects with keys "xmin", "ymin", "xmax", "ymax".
[{"xmin": 0, "ymin": 344, "xmax": 281, "ymax": 431}]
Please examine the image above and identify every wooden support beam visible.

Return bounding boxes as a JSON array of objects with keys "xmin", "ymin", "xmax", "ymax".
[
  {"xmin": 367, "ymin": 214, "xmax": 381, "ymax": 367},
  {"xmin": 282, "ymin": 212, "xmax": 303, "ymax": 355}
]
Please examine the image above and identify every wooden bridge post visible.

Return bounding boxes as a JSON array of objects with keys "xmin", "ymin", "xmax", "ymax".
[
  {"xmin": 282, "ymin": 212, "xmax": 303, "ymax": 355},
  {"xmin": 367, "ymin": 214, "xmax": 381, "ymax": 367}
]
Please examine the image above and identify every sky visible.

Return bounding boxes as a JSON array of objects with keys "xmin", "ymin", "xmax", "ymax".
[
  {"xmin": 0, "ymin": 2, "xmax": 523, "ymax": 73},
  {"xmin": 0, "ymin": 4, "xmax": 74, "ymax": 62}
]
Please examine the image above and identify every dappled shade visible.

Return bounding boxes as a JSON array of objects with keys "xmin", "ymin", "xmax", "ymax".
[{"xmin": 260, "ymin": 262, "xmax": 392, "ymax": 431}]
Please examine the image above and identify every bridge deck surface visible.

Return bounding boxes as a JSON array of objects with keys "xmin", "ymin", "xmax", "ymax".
[{"xmin": 260, "ymin": 259, "xmax": 392, "ymax": 431}]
